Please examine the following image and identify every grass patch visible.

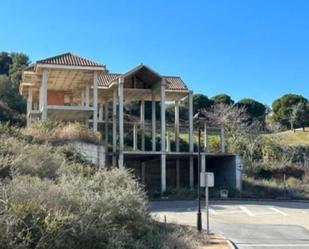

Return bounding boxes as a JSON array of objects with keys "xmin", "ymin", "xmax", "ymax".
[{"xmin": 265, "ymin": 128, "xmax": 309, "ymax": 146}]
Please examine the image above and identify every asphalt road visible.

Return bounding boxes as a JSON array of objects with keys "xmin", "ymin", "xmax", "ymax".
[{"xmin": 150, "ymin": 200, "xmax": 309, "ymax": 249}]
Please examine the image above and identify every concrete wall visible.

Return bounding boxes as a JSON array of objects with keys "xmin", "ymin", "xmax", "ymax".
[{"xmin": 71, "ymin": 142, "xmax": 105, "ymax": 169}]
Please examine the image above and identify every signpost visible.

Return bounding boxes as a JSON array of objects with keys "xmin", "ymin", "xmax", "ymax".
[{"xmin": 200, "ymin": 172, "xmax": 214, "ymax": 234}]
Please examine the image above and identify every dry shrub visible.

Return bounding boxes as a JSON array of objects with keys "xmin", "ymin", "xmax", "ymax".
[
  {"xmin": 22, "ymin": 121, "xmax": 101, "ymax": 145},
  {"xmin": 0, "ymin": 169, "xmax": 164, "ymax": 249}
]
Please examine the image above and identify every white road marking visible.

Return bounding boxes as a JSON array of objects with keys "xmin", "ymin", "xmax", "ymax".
[
  {"xmin": 269, "ymin": 207, "xmax": 288, "ymax": 216},
  {"xmin": 239, "ymin": 244, "xmax": 309, "ymax": 247},
  {"xmin": 239, "ymin": 206, "xmax": 255, "ymax": 217}
]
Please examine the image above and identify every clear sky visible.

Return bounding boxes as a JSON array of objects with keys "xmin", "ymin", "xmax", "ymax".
[{"xmin": 1, "ymin": 0, "xmax": 308, "ymax": 106}]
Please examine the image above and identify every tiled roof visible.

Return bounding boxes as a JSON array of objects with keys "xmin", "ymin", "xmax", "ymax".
[
  {"xmin": 98, "ymin": 73, "xmax": 188, "ymax": 90},
  {"xmin": 164, "ymin": 76, "xmax": 188, "ymax": 90},
  {"xmin": 37, "ymin": 53, "xmax": 105, "ymax": 68},
  {"xmin": 98, "ymin": 73, "xmax": 120, "ymax": 87}
]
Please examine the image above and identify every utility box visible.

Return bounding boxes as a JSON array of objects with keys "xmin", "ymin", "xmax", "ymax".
[{"xmin": 200, "ymin": 172, "xmax": 214, "ymax": 187}]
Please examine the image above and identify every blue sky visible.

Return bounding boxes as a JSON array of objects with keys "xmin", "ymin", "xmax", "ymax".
[{"xmin": 1, "ymin": 0, "xmax": 308, "ymax": 106}]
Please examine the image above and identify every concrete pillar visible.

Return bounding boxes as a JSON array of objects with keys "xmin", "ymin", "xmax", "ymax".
[
  {"xmin": 188, "ymin": 91, "xmax": 193, "ymax": 152},
  {"xmin": 104, "ymin": 102, "xmax": 109, "ymax": 146},
  {"xmin": 99, "ymin": 103, "xmax": 103, "ymax": 122},
  {"xmin": 176, "ymin": 159, "xmax": 180, "ymax": 189},
  {"xmin": 81, "ymin": 89, "xmax": 85, "ymax": 106},
  {"xmin": 27, "ymin": 87, "xmax": 32, "ymax": 127},
  {"xmin": 133, "ymin": 123, "xmax": 138, "ymax": 151},
  {"xmin": 41, "ymin": 69, "xmax": 48, "ymax": 121},
  {"xmin": 152, "ymin": 91, "xmax": 156, "ymax": 151},
  {"xmin": 140, "ymin": 100, "xmax": 145, "ymax": 151},
  {"xmin": 93, "ymin": 72, "xmax": 98, "ymax": 132},
  {"xmin": 141, "ymin": 162, "xmax": 146, "ymax": 185},
  {"xmin": 189, "ymin": 156, "xmax": 194, "ymax": 189},
  {"xmin": 166, "ymin": 131, "xmax": 171, "ymax": 152},
  {"xmin": 204, "ymin": 123, "xmax": 208, "ymax": 152},
  {"xmin": 221, "ymin": 126, "xmax": 225, "ymax": 153},
  {"xmin": 112, "ymin": 89, "xmax": 117, "ymax": 167},
  {"xmin": 118, "ymin": 77, "xmax": 124, "ymax": 169},
  {"xmin": 160, "ymin": 79, "xmax": 166, "ymax": 192},
  {"xmin": 85, "ymin": 83, "xmax": 90, "ymax": 107},
  {"xmin": 175, "ymin": 99, "xmax": 180, "ymax": 152}
]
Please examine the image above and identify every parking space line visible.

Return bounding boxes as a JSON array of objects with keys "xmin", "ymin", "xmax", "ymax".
[
  {"xmin": 239, "ymin": 206, "xmax": 255, "ymax": 216},
  {"xmin": 269, "ymin": 207, "xmax": 288, "ymax": 216}
]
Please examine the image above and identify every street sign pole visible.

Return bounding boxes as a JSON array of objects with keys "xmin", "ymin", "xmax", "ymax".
[{"xmin": 205, "ymin": 186, "xmax": 210, "ymax": 234}]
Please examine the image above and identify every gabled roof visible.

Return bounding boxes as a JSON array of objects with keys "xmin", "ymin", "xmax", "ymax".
[
  {"xmin": 37, "ymin": 52, "xmax": 105, "ymax": 68},
  {"xmin": 98, "ymin": 72, "xmax": 188, "ymax": 90}
]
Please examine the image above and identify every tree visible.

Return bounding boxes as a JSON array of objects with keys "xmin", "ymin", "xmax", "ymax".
[
  {"xmin": 183, "ymin": 93, "xmax": 213, "ymax": 114},
  {"xmin": 211, "ymin": 94, "xmax": 234, "ymax": 105},
  {"xmin": 272, "ymin": 94, "xmax": 308, "ymax": 129},
  {"xmin": 0, "ymin": 52, "xmax": 30, "ymax": 115},
  {"xmin": 289, "ymin": 102, "xmax": 309, "ymax": 131},
  {"xmin": 236, "ymin": 98, "xmax": 266, "ymax": 122}
]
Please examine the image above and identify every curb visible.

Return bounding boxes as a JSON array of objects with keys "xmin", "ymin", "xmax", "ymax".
[{"xmin": 227, "ymin": 239, "xmax": 238, "ymax": 249}]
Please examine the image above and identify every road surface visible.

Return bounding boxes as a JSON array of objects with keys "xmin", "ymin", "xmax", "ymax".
[{"xmin": 150, "ymin": 200, "xmax": 309, "ymax": 249}]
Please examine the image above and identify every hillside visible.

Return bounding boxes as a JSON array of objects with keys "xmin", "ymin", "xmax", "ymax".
[{"xmin": 266, "ymin": 128, "xmax": 309, "ymax": 146}]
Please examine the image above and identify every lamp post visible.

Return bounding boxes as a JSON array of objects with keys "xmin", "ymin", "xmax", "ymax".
[{"xmin": 193, "ymin": 111, "xmax": 206, "ymax": 232}]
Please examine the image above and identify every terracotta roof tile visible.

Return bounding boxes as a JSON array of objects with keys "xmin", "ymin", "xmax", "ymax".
[
  {"xmin": 164, "ymin": 76, "xmax": 188, "ymax": 90},
  {"xmin": 98, "ymin": 73, "xmax": 188, "ymax": 90},
  {"xmin": 98, "ymin": 73, "xmax": 120, "ymax": 87},
  {"xmin": 37, "ymin": 53, "xmax": 105, "ymax": 68}
]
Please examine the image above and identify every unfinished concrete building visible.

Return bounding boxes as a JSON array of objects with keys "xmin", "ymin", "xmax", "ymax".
[{"xmin": 19, "ymin": 53, "xmax": 242, "ymax": 193}]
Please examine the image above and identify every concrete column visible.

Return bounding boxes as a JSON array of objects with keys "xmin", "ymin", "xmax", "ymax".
[
  {"xmin": 85, "ymin": 83, "xmax": 90, "ymax": 107},
  {"xmin": 104, "ymin": 102, "xmax": 109, "ymax": 146},
  {"xmin": 201, "ymin": 154, "xmax": 206, "ymax": 172},
  {"xmin": 204, "ymin": 123, "xmax": 208, "ymax": 152},
  {"xmin": 81, "ymin": 89, "xmax": 85, "ymax": 106},
  {"xmin": 99, "ymin": 103, "xmax": 103, "ymax": 122},
  {"xmin": 27, "ymin": 87, "xmax": 32, "ymax": 127},
  {"xmin": 160, "ymin": 79, "xmax": 166, "ymax": 192},
  {"xmin": 188, "ymin": 91, "xmax": 193, "ymax": 152},
  {"xmin": 140, "ymin": 100, "xmax": 145, "ymax": 151},
  {"xmin": 166, "ymin": 131, "xmax": 171, "ymax": 152},
  {"xmin": 152, "ymin": 91, "xmax": 156, "ymax": 151},
  {"xmin": 221, "ymin": 126, "xmax": 225, "ymax": 153},
  {"xmin": 93, "ymin": 72, "xmax": 98, "ymax": 132},
  {"xmin": 141, "ymin": 162, "xmax": 146, "ymax": 185},
  {"xmin": 112, "ymin": 89, "xmax": 117, "ymax": 167},
  {"xmin": 189, "ymin": 156, "xmax": 194, "ymax": 189},
  {"xmin": 176, "ymin": 159, "xmax": 180, "ymax": 189},
  {"xmin": 41, "ymin": 69, "xmax": 48, "ymax": 121},
  {"xmin": 133, "ymin": 123, "xmax": 138, "ymax": 151},
  {"xmin": 175, "ymin": 99, "xmax": 180, "ymax": 152},
  {"xmin": 118, "ymin": 77, "xmax": 124, "ymax": 169}
]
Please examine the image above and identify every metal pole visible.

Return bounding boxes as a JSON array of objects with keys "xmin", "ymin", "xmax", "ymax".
[
  {"xmin": 206, "ymin": 186, "xmax": 210, "ymax": 234},
  {"xmin": 197, "ymin": 125, "xmax": 202, "ymax": 231}
]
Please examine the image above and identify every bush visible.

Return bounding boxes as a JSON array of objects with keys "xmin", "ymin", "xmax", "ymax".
[
  {"xmin": 22, "ymin": 121, "xmax": 101, "ymax": 145},
  {"xmin": 0, "ymin": 169, "xmax": 164, "ymax": 249}
]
